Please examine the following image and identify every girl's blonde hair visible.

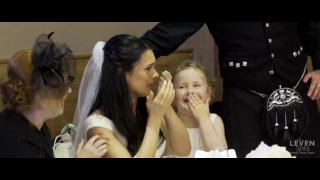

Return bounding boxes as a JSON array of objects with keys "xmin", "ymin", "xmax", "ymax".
[{"xmin": 172, "ymin": 60, "xmax": 216, "ymax": 104}]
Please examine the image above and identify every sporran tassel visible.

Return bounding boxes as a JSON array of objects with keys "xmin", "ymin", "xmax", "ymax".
[
  {"xmin": 274, "ymin": 112, "xmax": 279, "ymax": 138},
  {"xmin": 292, "ymin": 108, "xmax": 297, "ymax": 132},
  {"xmin": 283, "ymin": 110, "xmax": 290, "ymax": 143}
]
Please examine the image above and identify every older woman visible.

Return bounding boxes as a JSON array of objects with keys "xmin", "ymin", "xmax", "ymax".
[{"xmin": 0, "ymin": 33, "xmax": 108, "ymax": 158}]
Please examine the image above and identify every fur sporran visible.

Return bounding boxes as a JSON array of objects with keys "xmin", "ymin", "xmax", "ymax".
[{"xmin": 262, "ymin": 86, "xmax": 309, "ymax": 146}]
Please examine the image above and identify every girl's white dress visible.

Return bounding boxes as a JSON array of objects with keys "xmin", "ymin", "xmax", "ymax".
[{"xmin": 173, "ymin": 113, "xmax": 218, "ymax": 158}]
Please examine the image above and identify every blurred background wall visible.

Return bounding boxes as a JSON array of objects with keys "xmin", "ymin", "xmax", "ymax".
[{"xmin": 0, "ymin": 22, "xmax": 215, "ymax": 76}]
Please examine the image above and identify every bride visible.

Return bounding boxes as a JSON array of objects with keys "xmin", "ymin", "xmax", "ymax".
[{"xmin": 72, "ymin": 34, "xmax": 191, "ymax": 158}]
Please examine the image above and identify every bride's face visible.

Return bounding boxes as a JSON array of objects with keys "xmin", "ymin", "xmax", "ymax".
[{"xmin": 126, "ymin": 49, "xmax": 159, "ymax": 98}]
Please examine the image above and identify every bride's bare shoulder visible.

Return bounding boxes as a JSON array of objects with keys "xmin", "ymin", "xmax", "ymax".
[{"xmin": 89, "ymin": 109, "xmax": 104, "ymax": 116}]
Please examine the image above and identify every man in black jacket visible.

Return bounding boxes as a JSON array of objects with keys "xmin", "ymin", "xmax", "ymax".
[{"xmin": 141, "ymin": 22, "xmax": 320, "ymax": 158}]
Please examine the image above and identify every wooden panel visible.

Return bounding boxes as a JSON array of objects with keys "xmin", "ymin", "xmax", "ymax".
[{"xmin": 0, "ymin": 49, "xmax": 193, "ymax": 137}]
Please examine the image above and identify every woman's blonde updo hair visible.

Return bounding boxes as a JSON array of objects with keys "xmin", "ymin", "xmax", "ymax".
[
  {"xmin": 0, "ymin": 49, "xmax": 37, "ymax": 112},
  {"xmin": 173, "ymin": 60, "xmax": 217, "ymax": 104}
]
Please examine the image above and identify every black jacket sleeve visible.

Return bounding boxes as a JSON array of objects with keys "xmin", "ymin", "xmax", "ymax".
[
  {"xmin": 140, "ymin": 22, "xmax": 206, "ymax": 58},
  {"xmin": 0, "ymin": 135, "xmax": 47, "ymax": 158},
  {"xmin": 298, "ymin": 22, "xmax": 320, "ymax": 70}
]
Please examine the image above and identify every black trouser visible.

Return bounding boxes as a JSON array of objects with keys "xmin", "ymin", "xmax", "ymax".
[{"xmin": 222, "ymin": 80, "xmax": 320, "ymax": 158}]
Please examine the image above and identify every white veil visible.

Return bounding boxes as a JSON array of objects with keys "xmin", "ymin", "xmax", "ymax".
[{"xmin": 71, "ymin": 41, "xmax": 106, "ymax": 154}]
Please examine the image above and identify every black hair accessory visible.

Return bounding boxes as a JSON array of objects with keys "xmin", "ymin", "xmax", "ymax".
[{"xmin": 31, "ymin": 32, "xmax": 76, "ymax": 98}]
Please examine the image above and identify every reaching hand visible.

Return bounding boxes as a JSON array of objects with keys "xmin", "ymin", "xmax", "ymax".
[
  {"xmin": 75, "ymin": 135, "xmax": 108, "ymax": 158},
  {"xmin": 188, "ymin": 94, "xmax": 211, "ymax": 122},
  {"xmin": 303, "ymin": 70, "xmax": 320, "ymax": 100}
]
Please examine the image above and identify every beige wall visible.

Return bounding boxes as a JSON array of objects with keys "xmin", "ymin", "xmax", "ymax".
[
  {"xmin": 0, "ymin": 22, "xmax": 217, "ymax": 84},
  {"xmin": 192, "ymin": 25, "xmax": 216, "ymax": 78},
  {"xmin": 0, "ymin": 22, "xmax": 195, "ymax": 58}
]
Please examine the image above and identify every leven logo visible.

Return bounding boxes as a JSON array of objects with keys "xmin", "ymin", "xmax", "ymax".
[{"xmin": 290, "ymin": 139, "xmax": 315, "ymax": 155}]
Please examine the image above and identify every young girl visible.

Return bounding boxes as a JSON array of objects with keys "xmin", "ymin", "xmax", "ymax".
[{"xmin": 163, "ymin": 60, "xmax": 227, "ymax": 158}]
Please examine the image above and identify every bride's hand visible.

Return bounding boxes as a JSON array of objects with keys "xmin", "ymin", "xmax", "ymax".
[
  {"xmin": 157, "ymin": 70, "xmax": 173, "ymax": 94},
  {"xmin": 146, "ymin": 80, "xmax": 175, "ymax": 127}
]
